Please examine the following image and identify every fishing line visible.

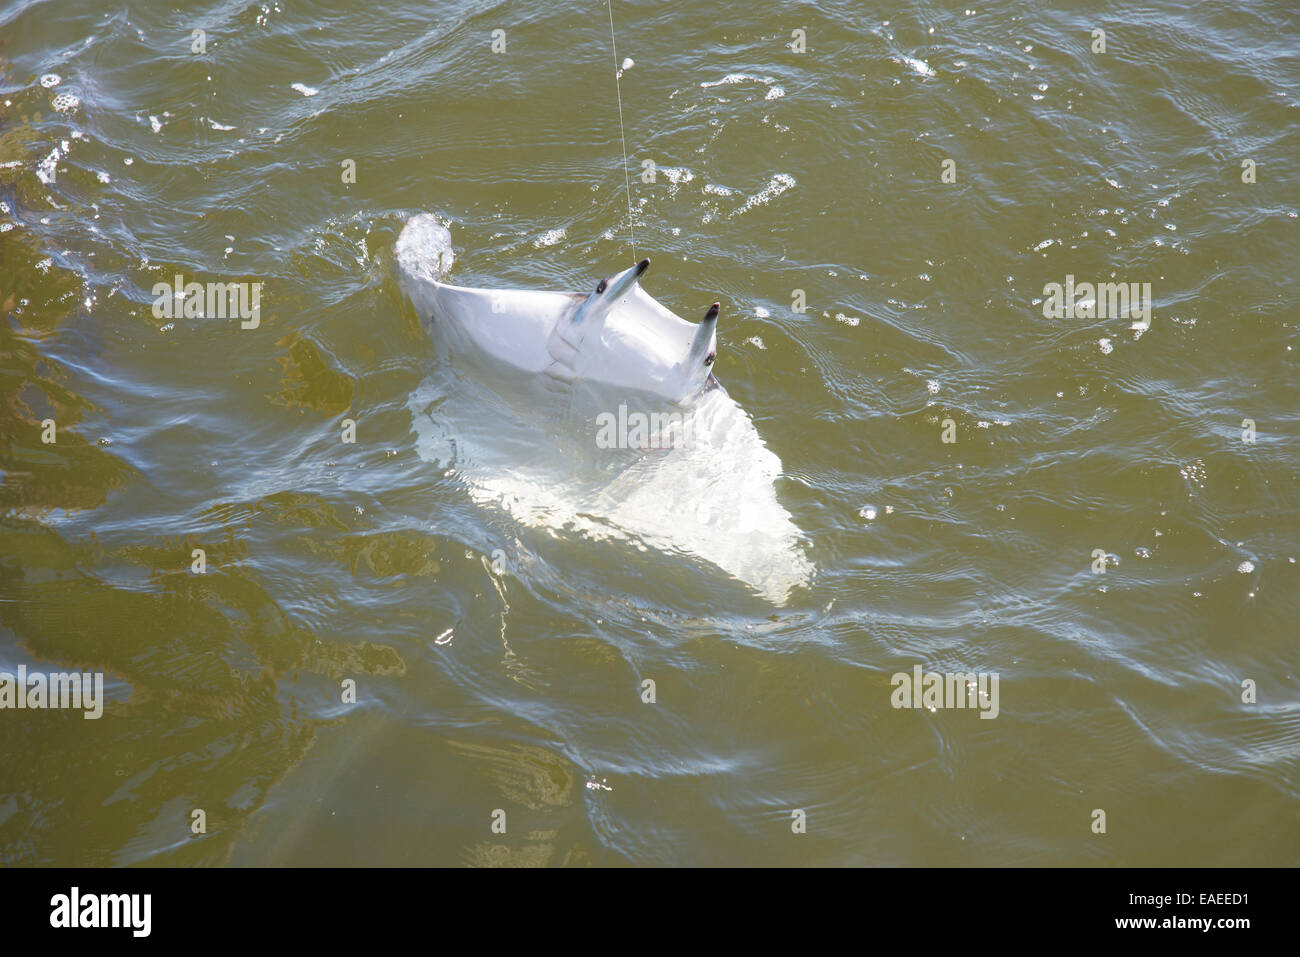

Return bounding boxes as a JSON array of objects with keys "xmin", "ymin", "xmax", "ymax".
[{"xmin": 606, "ymin": 0, "xmax": 637, "ymax": 262}]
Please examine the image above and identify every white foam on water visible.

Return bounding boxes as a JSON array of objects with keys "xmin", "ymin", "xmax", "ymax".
[
  {"xmin": 731, "ymin": 173, "xmax": 796, "ymax": 217},
  {"xmin": 700, "ymin": 73, "xmax": 778, "ymax": 89},
  {"xmin": 36, "ymin": 145, "xmax": 61, "ymax": 184},
  {"xmin": 534, "ymin": 228, "xmax": 565, "ymax": 247},
  {"xmin": 701, "ymin": 73, "xmax": 787, "ymax": 102},
  {"xmin": 898, "ymin": 56, "xmax": 936, "ymax": 77},
  {"xmin": 661, "ymin": 167, "xmax": 694, "ymax": 197},
  {"xmin": 291, "ymin": 82, "xmax": 319, "ymax": 97}
]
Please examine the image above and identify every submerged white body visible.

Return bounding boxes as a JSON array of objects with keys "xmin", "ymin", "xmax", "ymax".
[{"xmin": 396, "ymin": 213, "xmax": 812, "ymax": 604}]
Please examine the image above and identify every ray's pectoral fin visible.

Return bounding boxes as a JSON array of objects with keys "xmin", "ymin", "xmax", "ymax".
[
  {"xmin": 691, "ymin": 302, "xmax": 719, "ymax": 365},
  {"xmin": 675, "ymin": 302, "xmax": 719, "ymax": 397},
  {"xmin": 544, "ymin": 258, "xmax": 651, "ymax": 391},
  {"xmin": 587, "ymin": 257, "xmax": 650, "ymax": 311}
]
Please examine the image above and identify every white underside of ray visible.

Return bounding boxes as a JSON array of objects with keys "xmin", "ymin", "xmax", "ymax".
[
  {"xmin": 396, "ymin": 213, "xmax": 813, "ymax": 604},
  {"xmin": 407, "ymin": 376, "xmax": 813, "ymax": 604},
  {"xmin": 396, "ymin": 214, "xmax": 705, "ymax": 402}
]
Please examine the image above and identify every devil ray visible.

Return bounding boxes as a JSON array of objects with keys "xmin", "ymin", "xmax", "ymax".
[{"xmin": 396, "ymin": 213, "xmax": 812, "ymax": 604}]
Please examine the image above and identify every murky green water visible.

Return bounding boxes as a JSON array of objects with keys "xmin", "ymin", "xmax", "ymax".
[{"xmin": 1, "ymin": 0, "xmax": 1297, "ymax": 866}]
